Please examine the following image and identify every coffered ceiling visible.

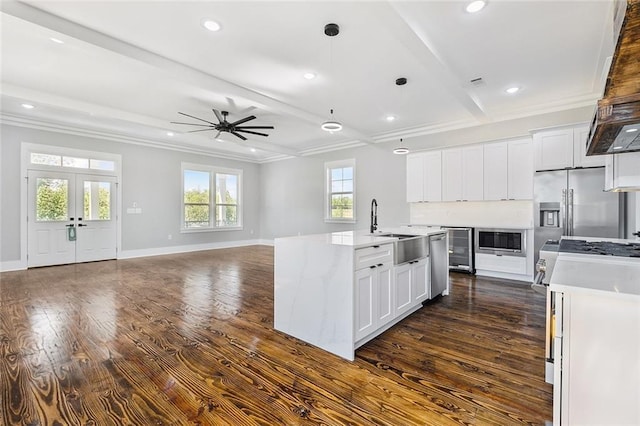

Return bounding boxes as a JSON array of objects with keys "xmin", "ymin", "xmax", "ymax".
[{"xmin": 1, "ymin": 1, "xmax": 619, "ymax": 162}]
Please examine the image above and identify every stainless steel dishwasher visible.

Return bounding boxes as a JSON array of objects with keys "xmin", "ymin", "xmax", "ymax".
[{"xmin": 429, "ymin": 232, "xmax": 448, "ymax": 298}]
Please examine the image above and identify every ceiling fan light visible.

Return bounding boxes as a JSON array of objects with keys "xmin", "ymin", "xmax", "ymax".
[{"xmin": 321, "ymin": 120, "xmax": 343, "ymax": 132}]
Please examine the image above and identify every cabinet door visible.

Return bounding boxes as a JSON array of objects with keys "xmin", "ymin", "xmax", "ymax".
[
  {"xmin": 442, "ymin": 148, "xmax": 463, "ymax": 201},
  {"xmin": 534, "ymin": 128, "xmax": 574, "ymax": 171},
  {"xmin": 483, "ymin": 142, "xmax": 508, "ymax": 200},
  {"xmin": 605, "ymin": 151, "xmax": 640, "ymax": 191},
  {"xmin": 462, "ymin": 145, "xmax": 484, "ymax": 201},
  {"xmin": 355, "ymin": 268, "xmax": 376, "ymax": 341},
  {"xmin": 412, "ymin": 257, "xmax": 430, "ymax": 303},
  {"xmin": 377, "ymin": 264, "xmax": 394, "ymax": 326},
  {"xmin": 406, "ymin": 154, "xmax": 424, "ymax": 202},
  {"xmin": 393, "ymin": 263, "xmax": 414, "ymax": 317},
  {"xmin": 424, "ymin": 151, "xmax": 442, "ymax": 202},
  {"xmin": 573, "ymin": 126, "xmax": 606, "ymax": 168},
  {"xmin": 507, "ymin": 138, "xmax": 533, "ymax": 200}
]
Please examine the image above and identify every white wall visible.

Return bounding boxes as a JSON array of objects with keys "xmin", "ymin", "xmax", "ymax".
[{"xmin": 0, "ymin": 125, "xmax": 261, "ymax": 265}]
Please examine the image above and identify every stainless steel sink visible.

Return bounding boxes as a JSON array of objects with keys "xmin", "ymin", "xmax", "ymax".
[{"xmin": 376, "ymin": 233, "xmax": 429, "ymax": 264}]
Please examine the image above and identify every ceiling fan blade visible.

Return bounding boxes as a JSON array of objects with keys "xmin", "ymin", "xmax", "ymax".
[
  {"xmin": 230, "ymin": 131, "xmax": 247, "ymax": 141},
  {"xmin": 186, "ymin": 128, "xmax": 216, "ymax": 133},
  {"xmin": 170, "ymin": 121, "xmax": 213, "ymax": 126},
  {"xmin": 235, "ymin": 129, "xmax": 270, "ymax": 137},
  {"xmin": 229, "ymin": 115, "xmax": 256, "ymax": 126},
  {"xmin": 214, "ymin": 131, "xmax": 221, "ymax": 139},
  {"xmin": 212, "ymin": 109, "xmax": 224, "ymax": 123},
  {"xmin": 178, "ymin": 112, "xmax": 218, "ymax": 126},
  {"xmin": 235, "ymin": 125, "xmax": 275, "ymax": 130}
]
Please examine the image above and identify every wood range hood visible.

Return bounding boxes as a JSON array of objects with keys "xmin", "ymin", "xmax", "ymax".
[{"xmin": 586, "ymin": 0, "xmax": 640, "ymax": 155}]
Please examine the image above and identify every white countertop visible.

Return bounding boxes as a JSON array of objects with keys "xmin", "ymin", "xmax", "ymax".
[
  {"xmin": 274, "ymin": 227, "xmax": 446, "ymax": 249},
  {"xmin": 549, "ymin": 253, "xmax": 640, "ymax": 300}
]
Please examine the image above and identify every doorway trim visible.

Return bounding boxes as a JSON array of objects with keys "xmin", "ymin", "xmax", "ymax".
[{"xmin": 20, "ymin": 142, "xmax": 122, "ymax": 268}]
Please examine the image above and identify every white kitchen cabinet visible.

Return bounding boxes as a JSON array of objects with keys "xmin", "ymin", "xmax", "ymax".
[
  {"xmin": 393, "ymin": 257, "xmax": 430, "ymax": 317},
  {"xmin": 462, "ymin": 145, "xmax": 484, "ymax": 201},
  {"xmin": 604, "ymin": 151, "xmax": 640, "ymax": 191},
  {"xmin": 507, "ymin": 138, "xmax": 533, "ymax": 199},
  {"xmin": 442, "ymin": 148, "xmax": 462, "ymax": 201},
  {"xmin": 355, "ymin": 263, "xmax": 393, "ymax": 341},
  {"xmin": 483, "ymin": 141, "xmax": 508, "ymax": 200},
  {"xmin": 406, "ymin": 151, "xmax": 442, "ymax": 202},
  {"xmin": 534, "ymin": 125, "xmax": 606, "ymax": 171},
  {"xmin": 475, "ymin": 253, "xmax": 527, "ymax": 275},
  {"xmin": 411, "ymin": 257, "xmax": 430, "ymax": 304}
]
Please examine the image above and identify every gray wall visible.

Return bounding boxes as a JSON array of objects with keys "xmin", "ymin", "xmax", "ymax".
[
  {"xmin": 259, "ymin": 144, "xmax": 409, "ymax": 240},
  {"xmin": 0, "ymin": 124, "xmax": 261, "ymax": 262}
]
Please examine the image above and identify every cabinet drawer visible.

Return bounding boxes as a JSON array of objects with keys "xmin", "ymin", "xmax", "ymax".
[
  {"xmin": 355, "ymin": 244, "xmax": 393, "ymax": 270},
  {"xmin": 475, "ymin": 253, "xmax": 526, "ymax": 274}
]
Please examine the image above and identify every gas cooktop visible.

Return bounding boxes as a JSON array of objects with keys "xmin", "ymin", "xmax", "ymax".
[{"xmin": 559, "ymin": 239, "xmax": 640, "ymax": 258}]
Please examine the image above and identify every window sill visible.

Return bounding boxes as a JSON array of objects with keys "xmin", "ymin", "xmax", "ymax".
[
  {"xmin": 324, "ymin": 219, "xmax": 357, "ymax": 224},
  {"xmin": 180, "ymin": 226, "xmax": 243, "ymax": 234}
]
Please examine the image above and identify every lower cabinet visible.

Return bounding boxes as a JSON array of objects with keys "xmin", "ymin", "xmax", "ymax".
[
  {"xmin": 355, "ymin": 263, "xmax": 393, "ymax": 341},
  {"xmin": 355, "ymin": 257, "xmax": 430, "ymax": 343},
  {"xmin": 475, "ymin": 253, "xmax": 527, "ymax": 275}
]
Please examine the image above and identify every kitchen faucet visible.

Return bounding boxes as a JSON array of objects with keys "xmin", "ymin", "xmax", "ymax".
[{"xmin": 370, "ymin": 198, "xmax": 378, "ymax": 233}]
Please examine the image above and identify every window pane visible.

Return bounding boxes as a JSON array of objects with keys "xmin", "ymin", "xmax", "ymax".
[
  {"xmin": 216, "ymin": 173, "xmax": 238, "ymax": 205},
  {"xmin": 342, "ymin": 167, "xmax": 353, "ymax": 180},
  {"xmin": 89, "ymin": 159, "xmax": 115, "ymax": 171},
  {"xmin": 62, "ymin": 156, "xmax": 89, "ymax": 168},
  {"xmin": 331, "ymin": 180, "xmax": 343, "ymax": 193},
  {"xmin": 36, "ymin": 178, "xmax": 68, "ymax": 221},
  {"xmin": 184, "ymin": 170, "xmax": 210, "ymax": 203},
  {"xmin": 331, "ymin": 168, "xmax": 343, "ymax": 181},
  {"xmin": 185, "ymin": 205, "xmax": 210, "ymax": 228},
  {"xmin": 331, "ymin": 194, "xmax": 353, "ymax": 219},
  {"xmin": 31, "ymin": 153, "xmax": 61, "ymax": 166},
  {"xmin": 216, "ymin": 205, "xmax": 237, "ymax": 227},
  {"xmin": 83, "ymin": 181, "xmax": 111, "ymax": 220},
  {"xmin": 343, "ymin": 179, "xmax": 353, "ymax": 192}
]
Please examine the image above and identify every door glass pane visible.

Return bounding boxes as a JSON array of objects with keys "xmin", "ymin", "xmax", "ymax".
[
  {"xmin": 83, "ymin": 181, "xmax": 111, "ymax": 220},
  {"xmin": 62, "ymin": 156, "xmax": 89, "ymax": 169},
  {"xmin": 36, "ymin": 178, "xmax": 68, "ymax": 221}
]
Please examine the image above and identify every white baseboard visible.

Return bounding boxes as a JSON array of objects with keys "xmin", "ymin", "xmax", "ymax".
[
  {"xmin": 0, "ymin": 260, "xmax": 26, "ymax": 272},
  {"xmin": 118, "ymin": 239, "xmax": 270, "ymax": 260},
  {"xmin": 475, "ymin": 269, "xmax": 533, "ymax": 284}
]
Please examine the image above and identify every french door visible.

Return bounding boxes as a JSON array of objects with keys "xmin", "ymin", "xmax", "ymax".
[{"xmin": 27, "ymin": 170, "xmax": 117, "ymax": 267}]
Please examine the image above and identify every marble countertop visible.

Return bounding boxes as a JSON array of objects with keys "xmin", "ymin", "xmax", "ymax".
[
  {"xmin": 274, "ymin": 227, "xmax": 446, "ymax": 249},
  {"xmin": 549, "ymin": 254, "xmax": 640, "ymax": 299}
]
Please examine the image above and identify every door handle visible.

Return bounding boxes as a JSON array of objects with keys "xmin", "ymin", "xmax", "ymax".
[
  {"xmin": 77, "ymin": 224, "xmax": 87, "ymax": 227},
  {"xmin": 66, "ymin": 224, "xmax": 75, "ymax": 228}
]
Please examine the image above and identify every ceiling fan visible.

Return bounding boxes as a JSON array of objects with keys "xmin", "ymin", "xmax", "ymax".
[{"xmin": 171, "ymin": 109, "xmax": 274, "ymax": 141}]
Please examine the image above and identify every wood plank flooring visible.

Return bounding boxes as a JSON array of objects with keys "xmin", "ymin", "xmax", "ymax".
[{"xmin": 0, "ymin": 246, "xmax": 552, "ymax": 425}]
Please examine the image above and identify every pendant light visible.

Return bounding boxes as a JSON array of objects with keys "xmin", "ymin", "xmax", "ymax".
[
  {"xmin": 322, "ymin": 23, "xmax": 343, "ymax": 133},
  {"xmin": 393, "ymin": 139, "xmax": 409, "ymax": 155}
]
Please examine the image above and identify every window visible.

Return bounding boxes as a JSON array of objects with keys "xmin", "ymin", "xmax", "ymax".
[
  {"xmin": 325, "ymin": 159, "xmax": 356, "ymax": 223},
  {"xmin": 29, "ymin": 152, "xmax": 115, "ymax": 171},
  {"xmin": 182, "ymin": 163, "xmax": 242, "ymax": 231}
]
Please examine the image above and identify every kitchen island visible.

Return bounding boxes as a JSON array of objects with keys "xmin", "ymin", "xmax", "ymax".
[
  {"xmin": 549, "ymin": 243, "xmax": 640, "ymax": 425},
  {"xmin": 274, "ymin": 228, "xmax": 448, "ymax": 361}
]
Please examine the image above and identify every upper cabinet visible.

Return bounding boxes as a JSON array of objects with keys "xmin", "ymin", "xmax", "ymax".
[
  {"xmin": 483, "ymin": 138, "xmax": 533, "ymax": 201},
  {"xmin": 533, "ymin": 125, "xmax": 606, "ymax": 171},
  {"xmin": 604, "ymin": 151, "xmax": 640, "ymax": 191},
  {"xmin": 406, "ymin": 151, "xmax": 442, "ymax": 202},
  {"xmin": 442, "ymin": 146, "xmax": 483, "ymax": 202}
]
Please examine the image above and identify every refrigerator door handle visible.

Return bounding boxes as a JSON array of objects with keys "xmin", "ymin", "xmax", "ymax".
[
  {"xmin": 567, "ymin": 189, "xmax": 574, "ymax": 236},
  {"xmin": 561, "ymin": 189, "xmax": 567, "ymax": 235}
]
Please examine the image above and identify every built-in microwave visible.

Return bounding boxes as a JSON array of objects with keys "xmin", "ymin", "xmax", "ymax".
[{"xmin": 475, "ymin": 228, "xmax": 526, "ymax": 257}]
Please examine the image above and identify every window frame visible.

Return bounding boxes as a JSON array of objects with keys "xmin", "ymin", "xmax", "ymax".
[
  {"xmin": 181, "ymin": 163, "xmax": 243, "ymax": 232},
  {"xmin": 324, "ymin": 159, "xmax": 356, "ymax": 224}
]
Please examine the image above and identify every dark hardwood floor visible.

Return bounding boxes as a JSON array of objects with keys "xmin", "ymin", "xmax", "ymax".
[{"xmin": 0, "ymin": 246, "xmax": 552, "ymax": 425}]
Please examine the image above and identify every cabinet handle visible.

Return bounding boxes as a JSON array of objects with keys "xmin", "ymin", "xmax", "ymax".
[
  {"xmin": 377, "ymin": 263, "xmax": 383, "ymax": 267},
  {"xmin": 372, "ymin": 245, "xmax": 380, "ymax": 248},
  {"xmin": 370, "ymin": 265, "xmax": 377, "ymax": 269}
]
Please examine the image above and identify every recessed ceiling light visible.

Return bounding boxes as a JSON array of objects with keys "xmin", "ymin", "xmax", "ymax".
[
  {"xmin": 625, "ymin": 128, "xmax": 638, "ymax": 133},
  {"xmin": 21, "ymin": 103, "xmax": 35, "ymax": 109},
  {"xmin": 613, "ymin": 146, "xmax": 623, "ymax": 150},
  {"xmin": 202, "ymin": 19, "xmax": 221, "ymax": 32},
  {"xmin": 386, "ymin": 115, "xmax": 396, "ymax": 122},
  {"xmin": 250, "ymin": 148, "xmax": 257, "ymax": 152},
  {"xmin": 466, "ymin": 0, "xmax": 486, "ymax": 13},
  {"xmin": 166, "ymin": 132, "xmax": 174, "ymax": 137},
  {"xmin": 303, "ymin": 72, "xmax": 316, "ymax": 80},
  {"xmin": 50, "ymin": 37, "xmax": 64, "ymax": 44},
  {"xmin": 505, "ymin": 86, "xmax": 520, "ymax": 94}
]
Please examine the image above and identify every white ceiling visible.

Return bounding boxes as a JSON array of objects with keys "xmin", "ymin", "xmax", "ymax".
[{"xmin": 1, "ymin": 0, "xmax": 618, "ymax": 162}]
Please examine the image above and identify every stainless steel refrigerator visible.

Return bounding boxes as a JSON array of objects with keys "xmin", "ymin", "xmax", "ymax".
[{"xmin": 533, "ymin": 167, "xmax": 624, "ymax": 263}]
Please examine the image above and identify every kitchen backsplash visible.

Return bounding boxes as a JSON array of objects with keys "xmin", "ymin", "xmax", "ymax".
[{"xmin": 410, "ymin": 200, "xmax": 534, "ymax": 229}]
